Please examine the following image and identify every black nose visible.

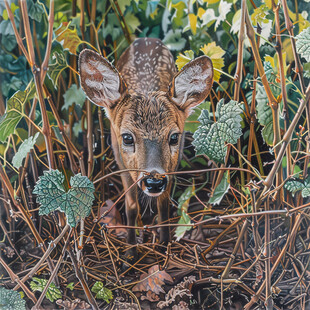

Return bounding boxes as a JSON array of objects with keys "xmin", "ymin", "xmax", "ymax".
[{"xmin": 143, "ymin": 176, "xmax": 167, "ymax": 193}]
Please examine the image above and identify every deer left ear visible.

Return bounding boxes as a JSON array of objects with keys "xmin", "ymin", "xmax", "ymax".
[{"xmin": 168, "ymin": 56, "xmax": 213, "ymax": 112}]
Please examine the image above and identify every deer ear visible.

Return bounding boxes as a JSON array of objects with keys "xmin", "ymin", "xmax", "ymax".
[
  {"xmin": 79, "ymin": 49, "xmax": 127, "ymax": 108},
  {"xmin": 168, "ymin": 56, "xmax": 213, "ymax": 111}
]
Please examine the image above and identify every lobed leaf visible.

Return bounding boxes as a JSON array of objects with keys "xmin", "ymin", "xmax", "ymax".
[
  {"xmin": 285, "ymin": 176, "xmax": 310, "ymax": 198},
  {"xmin": 91, "ymin": 282, "xmax": 113, "ymax": 303},
  {"xmin": 192, "ymin": 99, "xmax": 243, "ymax": 164},
  {"xmin": 30, "ymin": 277, "xmax": 62, "ymax": 303},
  {"xmin": 62, "ymin": 84, "xmax": 86, "ymax": 110},
  {"xmin": 296, "ymin": 27, "xmax": 310, "ymax": 62},
  {"xmin": 200, "ymin": 42, "xmax": 225, "ymax": 82},
  {"xmin": 0, "ymin": 287, "xmax": 26, "ymax": 310},
  {"xmin": 33, "ymin": 170, "xmax": 95, "ymax": 227},
  {"xmin": 55, "ymin": 22, "xmax": 82, "ymax": 55}
]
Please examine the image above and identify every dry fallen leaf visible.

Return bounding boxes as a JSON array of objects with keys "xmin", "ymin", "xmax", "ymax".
[
  {"xmin": 99, "ymin": 200, "xmax": 127, "ymax": 237},
  {"xmin": 132, "ymin": 265, "xmax": 173, "ymax": 295}
]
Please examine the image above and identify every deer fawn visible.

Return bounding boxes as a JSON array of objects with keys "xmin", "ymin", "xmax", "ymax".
[{"xmin": 79, "ymin": 38, "xmax": 213, "ymax": 252}]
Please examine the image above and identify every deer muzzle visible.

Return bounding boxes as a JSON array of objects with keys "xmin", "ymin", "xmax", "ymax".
[{"xmin": 140, "ymin": 170, "xmax": 168, "ymax": 197}]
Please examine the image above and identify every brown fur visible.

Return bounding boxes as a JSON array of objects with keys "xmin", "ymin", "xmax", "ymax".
[{"xmin": 79, "ymin": 38, "xmax": 213, "ymax": 250}]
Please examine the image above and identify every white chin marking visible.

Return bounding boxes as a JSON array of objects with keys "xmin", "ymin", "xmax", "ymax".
[{"xmin": 144, "ymin": 190, "xmax": 163, "ymax": 197}]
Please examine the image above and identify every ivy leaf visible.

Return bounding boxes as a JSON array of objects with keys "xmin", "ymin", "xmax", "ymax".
[
  {"xmin": 296, "ymin": 27, "xmax": 310, "ymax": 62},
  {"xmin": 30, "ymin": 277, "xmax": 62, "ymax": 303},
  {"xmin": 200, "ymin": 42, "xmax": 225, "ymax": 82},
  {"xmin": 91, "ymin": 282, "xmax": 113, "ymax": 303},
  {"xmin": 209, "ymin": 171, "xmax": 230, "ymax": 205},
  {"xmin": 27, "ymin": 0, "xmax": 44, "ymax": 22},
  {"xmin": 62, "ymin": 84, "xmax": 86, "ymax": 110},
  {"xmin": 55, "ymin": 22, "xmax": 82, "ymax": 55},
  {"xmin": 285, "ymin": 176, "xmax": 310, "ymax": 198},
  {"xmin": 175, "ymin": 50, "xmax": 194, "ymax": 71},
  {"xmin": 163, "ymin": 29, "xmax": 186, "ymax": 51},
  {"xmin": 33, "ymin": 170, "xmax": 95, "ymax": 227},
  {"xmin": 192, "ymin": 100, "xmax": 243, "ymax": 164},
  {"xmin": 47, "ymin": 51, "xmax": 68, "ymax": 89},
  {"xmin": 12, "ymin": 132, "xmax": 40, "ymax": 168},
  {"xmin": 0, "ymin": 287, "xmax": 26, "ymax": 310},
  {"xmin": 0, "ymin": 90, "xmax": 30, "ymax": 142}
]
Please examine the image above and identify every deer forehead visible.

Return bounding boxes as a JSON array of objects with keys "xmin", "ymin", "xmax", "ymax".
[{"xmin": 114, "ymin": 93, "xmax": 185, "ymax": 140}]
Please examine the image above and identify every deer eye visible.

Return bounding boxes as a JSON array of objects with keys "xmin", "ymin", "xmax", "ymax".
[
  {"xmin": 169, "ymin": 133, "xmax": 179, "ymax": 146},
  {"xmin": 122, "ymin": 133, "xmax": 134, "ymax": 146}
]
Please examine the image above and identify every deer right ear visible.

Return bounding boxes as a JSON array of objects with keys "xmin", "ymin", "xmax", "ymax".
[{"xmin": 79, "ymin": 49, "xmax": 127, "ymax": 108}]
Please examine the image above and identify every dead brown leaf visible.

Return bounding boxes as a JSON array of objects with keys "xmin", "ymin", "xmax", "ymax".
[{"xmin": 132, "ymin": 265, "xmax": 173, "ymax": 295}]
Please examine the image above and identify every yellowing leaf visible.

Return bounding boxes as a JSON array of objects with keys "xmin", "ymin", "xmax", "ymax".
[
  {"xmin": 203, "ymin": 0, "xmax": 220, "ymax": 3},
  {"xmin": 175, "ymin": 50, "xmax": 195, "ymax": 71},
  {"xmin": 197, "ymin": 7, "xmax": 205, "ymax": 19},
  {"xmin": 200, "ymin": 42, "xmax": 225, "ymax": 82},
  {"xmin": 55, "ymin": 22, "xmax": 82, "ymax": 55},
  {"xmin": 251, "ymin": 4, "xmax": 270, "ymax": 26},
  {"xmin": 188, "ymin": 13, "xmax": 197, "ymax": 35}
]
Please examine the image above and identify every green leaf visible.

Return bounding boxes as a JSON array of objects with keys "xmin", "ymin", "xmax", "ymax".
[
  {"xmin": 0, "ymin": 287, "xmax": 26, "ymax": 310},
  {"xmin": 209, "ymin": 171, "xmax": 230, "ymax": 205},
  {"xmin": 162, "ymin": 29, "xmax": 186, "ymax": 51},
  {"xmin": 33, "ymin": 170, "xmax": 95, "ymax": 227},
  {"xmin": 192, "ymin": 99, "xmax": 243, "ymax": 164},
  {"xmin": 91, "ymin": 282, "xmax": 113, "ymax": 303},
  {"xmin": 30, "ymin": 277, "xmax": 62, "ymax": 303},
  {"xmin": 124, "ymin": 12, "xmax": 140, "ymax": 33},
  {"xmin": 12, "ymin": 132, "xmax": 40, "ymax": 168},
  {"xmin": 62, "ymin": 84, "xmax": 86, "ymax": 110},
  {"xmin": 66, "ymin": 282, "xmax": 75, "ymax": 291},
  {"xmin": 47, "ymin": 51, "xmax": 68, "ymax": 89},
  {"xmin": 285, "ymin": 175, "xmax": 310, "ymax": 198},
  {"xmin": 0, "ymin": 90, "xmax": 29, "ymax": 142},
  {"xmin": 296, "ymin": 27, "xmax": 310, "ymax": 62},
  {"xmin": 175, "ymin": 211, "xmax": 192, "ymax": 241},
  {"xmin": 27, "ymin": 0, "xmax": 45, "ymax": 22}
]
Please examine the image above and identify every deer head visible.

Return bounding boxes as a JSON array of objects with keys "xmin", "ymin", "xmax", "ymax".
[{"xmin": 79, "ymin": 47, "xmax": 213, "ymax": 197}]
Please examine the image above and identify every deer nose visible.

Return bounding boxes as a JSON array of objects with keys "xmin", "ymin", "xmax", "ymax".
[{"xmin": 143, "ymin": 175, "xmax": 167, "ymax": 193}]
